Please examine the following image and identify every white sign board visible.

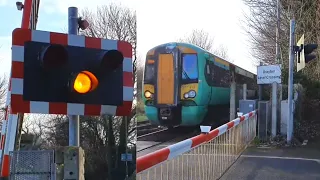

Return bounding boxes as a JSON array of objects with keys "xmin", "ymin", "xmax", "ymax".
[{"xmin": 257, "ymin": 65, "xmax": 281, "ymax": 84}]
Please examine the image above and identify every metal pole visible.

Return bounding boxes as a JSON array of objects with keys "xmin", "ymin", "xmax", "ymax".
[
  {"xmin": 243, "ymin": 84, "xmax": 247, "ymax": 100},
  {"xmin": 276, "ymin": 0, "xmax": 281, "ymax": 65},
  {"xmin": 287, "ymin": 19, "xmax": 295, "ymax": 144},
  {"xmin": 271, "ymin": 82, "xmax": 277, "ymax": 137},
  {"xmin": 258, "ymin": 61, "xmax": 263, "ymax": 101},
  {"xmin": 230, "ymin": 72, "xmax": 236, "ymax": 121},
  {"xmin": 125, "ymin": 117, "xmax": 128, "ymax": 179},
  {"xmin": 68, "ymin": 7, "xmax": 80, "ymax": 146}
]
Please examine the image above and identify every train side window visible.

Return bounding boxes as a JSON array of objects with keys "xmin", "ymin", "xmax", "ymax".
[
  {"xmin": 205, "ymin": 60, "xmax": 216, "ymax": 86},
  {"xmin": 206, "ymin": 64, "xmax": 210, "ymax": 74}
]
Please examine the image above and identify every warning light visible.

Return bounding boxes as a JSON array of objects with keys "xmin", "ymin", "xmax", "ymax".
[
  {"xmin": 72, "ymin": 71, "xmax": 98, "ymax": 94},
  {"xmin": 20, "ymin": 29, "xmax": 131, "ymax": 106},
  {"xmin": 147, "ymin": 60, "xmax": 155, "ymax": 64},
  {"xmin": 40, "ymin": 44, "xmax": 68, "ymax": 70},
  {"xmin": 144, "ymin": 91, "xmax": 152, "ymax": 98},
  {"xmin": 100, "ymin": 50, "xmax": 124, "ymax": 71}
]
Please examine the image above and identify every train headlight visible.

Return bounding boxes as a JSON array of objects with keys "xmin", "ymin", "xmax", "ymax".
[
  {"xmin": 144, "ymin": 91, "xmax": 153, "ymax": 98},
  {"xmin": 184, "ymin": 90, "xmax": 196, "ymax": 99}
]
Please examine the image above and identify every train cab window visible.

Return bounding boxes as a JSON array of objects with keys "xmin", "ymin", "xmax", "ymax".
[
  {"xmin": 182, "ymin": 54, "xmax": 198, "ymax": 81},
  {"xmin": 144, "ymin": 60, "xmax": 155, "ymax": 82}
]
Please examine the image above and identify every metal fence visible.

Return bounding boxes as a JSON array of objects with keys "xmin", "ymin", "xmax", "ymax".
[
  {"xmin": 137, "ymin": 110, "xmax": 257, "ymax": 180},
  {"xmin": 9, "ymin": 150, "xmax": 56, "ymax": 180}
]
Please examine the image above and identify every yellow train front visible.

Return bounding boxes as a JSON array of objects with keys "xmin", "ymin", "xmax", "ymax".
[{"xmin": 142, "ymin": 42, "xmax": 256, "ymax": 127}]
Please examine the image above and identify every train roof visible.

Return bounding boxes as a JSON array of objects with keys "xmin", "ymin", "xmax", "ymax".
[{"xmin": 148, "ymin": 42, "xmax": 256, "ymax": 77}]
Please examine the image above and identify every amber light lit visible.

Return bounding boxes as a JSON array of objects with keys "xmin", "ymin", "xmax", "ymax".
[
  {"xmin": 144, "ymin": 91, "xmax": 152, "ymax": 98},
  {"xmin": 73, "ymin": 71, "xmax": 98, "ymax": 94}
]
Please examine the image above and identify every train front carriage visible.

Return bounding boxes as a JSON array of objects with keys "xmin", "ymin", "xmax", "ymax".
[{"xmin": 142, "ymin": 43, "xmax": 206, "ymax": 127}]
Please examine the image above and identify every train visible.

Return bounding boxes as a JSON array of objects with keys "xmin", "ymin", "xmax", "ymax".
[{"xmin": 142, "ymin": 42, "xmax": 257, "ymax": 127}]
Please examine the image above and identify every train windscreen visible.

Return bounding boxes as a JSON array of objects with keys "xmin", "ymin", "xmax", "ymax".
[
  {"xmin": 144, "ymin": 60, "xmax": 155, "ymax": 81},
  {"xmin": 182, "ymin": 54, "xmax": 198, "ymax": 80}
]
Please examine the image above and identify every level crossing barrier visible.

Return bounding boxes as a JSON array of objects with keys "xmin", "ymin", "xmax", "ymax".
[{"xmin": 137, "ymin": 110, "xmax": 257, "ymax": 180}]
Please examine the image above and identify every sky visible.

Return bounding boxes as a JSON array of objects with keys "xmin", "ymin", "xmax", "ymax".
[{"xmin": 0, "ymin": 0, "xmax": 256, "ymax": 77}]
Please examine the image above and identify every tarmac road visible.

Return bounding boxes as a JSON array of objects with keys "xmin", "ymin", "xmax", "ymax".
[{"xmin": 220, "ymin": 145, "xmax": 320, "ymax": 180}]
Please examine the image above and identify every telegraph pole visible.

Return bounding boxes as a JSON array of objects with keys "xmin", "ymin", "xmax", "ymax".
[
  {"xmin": 276, "ymin": 0, "xmax": 281, "ymax": 66},
  {"xmin": 271, "ymin": 0, "xmax": 281, "ymax": 137},
  {"xmin": 276, "ymin": 0, "xmax": 282, "ymax": 125}
]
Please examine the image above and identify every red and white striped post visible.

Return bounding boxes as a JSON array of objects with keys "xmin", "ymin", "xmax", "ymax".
[
  {"xmin": 0, "ymin": 80, "xmax": 20, "ymax": 177},
  {"xmin": 0, "ymin": 0, "xmax": 33, "ymax": 176}
]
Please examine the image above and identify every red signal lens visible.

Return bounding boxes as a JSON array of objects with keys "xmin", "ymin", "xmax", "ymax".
[
  {"xmin": 40, "ymin": 44, "xmax": 68, "ymax": 69},
  {"xmin": 100, "ymin": 50, "xmax": 124, "ymax": 71}
]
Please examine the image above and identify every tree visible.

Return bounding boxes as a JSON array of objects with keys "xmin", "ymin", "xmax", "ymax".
[
  {"xmin": 178, "ymin": 29, "xmax": 232, "ymax": 61},
  {"xmin": 242, "ymin": 0, "xmax": 319, "ymax": 78},
  {"xmin": 241, "ymin": 0, "xmax": 289, "ymax": 66},
  {"xmin": 136, "ymin": 54, "xmax": 144, "ymax": 114},
  {"xmin": 20, "ymin": 114, "xmax": 51, "ymax": 150},
  {"xmin": 241, "ymin": 0, "xmax": 320, "ymax": 141},
  {"xmin": 178, "ymin": 29, "xmax": 214, "ymax": 51},
  {"xmin": 0, "ymin": 69, "xmax": 8, "ymax": 122},
  {"xmin": 215, "ymin": 44, "xmax": 230, "ymax": 60}
]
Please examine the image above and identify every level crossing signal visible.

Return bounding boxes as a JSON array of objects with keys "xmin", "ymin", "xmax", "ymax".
[
  {"xmin": 10, "ymin": 28, "xmax": 133, "ymax": 116},
  {"xmin": 296, "ymin": 34, "xmax": 318, "ymax": 72}
]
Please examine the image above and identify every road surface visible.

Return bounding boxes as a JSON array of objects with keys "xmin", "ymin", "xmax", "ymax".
[{"xmin": 220, "ymin": 145, "xmax": 320, "ymax": 180}]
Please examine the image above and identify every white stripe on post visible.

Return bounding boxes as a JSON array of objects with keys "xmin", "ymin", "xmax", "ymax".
[
  {"xmin": 68, "ymin": 34, "xmax": 85, "ymax": 47},
  {"xmin": 2, "ymin": 114, "xmax": 13, "ymax": 155},
  {"xmin": 7, "ymin": 114, "xmax": 19, "ymax": 153},
  {"xmin": 67, "ymin": 103, "xmax": 85, "ymax": 115},
  {"xmin": 123, "ymin": 58, "xmax": 133, "ymax": 72},
  {"xmin": 11, "ymin": 45, "xmax": 24, "ymax": 62},
  {"xmin": 100, "ymin": 105, "xmax": 117, "ymax": 116},
  {"xmin": 31, "ymin": 30, "xmax": 50, "ymax": 43},
  {"xmin": 30, "ymin": 101, "xmax": 50, "ymax": 114},
  {"xmin": 123, "ymin": 87, "xmax": 134, "ymax": 101},
  {"xmin": 101, "ymin": 39, "xmax": 117, "ymax": 50},
  {"xmin": 10, "ymin": 78, "xmax": 24, "ymax": 95}
]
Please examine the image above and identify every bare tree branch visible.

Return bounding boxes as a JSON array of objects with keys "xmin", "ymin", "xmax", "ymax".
[
  {"xmin": 177, "ymin": 29, "xmax": 232, "ymax": 61},
  {"xmin": 214, "ymin": 44, "xmax": 232, "ymax": 61},
  {"xmin": 0, "ymin": 74, "xmax": 8, "ymax": 122},
  {"xmin": 241, "ymin": 0, "xmax": 320, "ymax": 80},
  {"xmin": 178, "ymin": 29, "xmax": 214, "ymax": 51}
]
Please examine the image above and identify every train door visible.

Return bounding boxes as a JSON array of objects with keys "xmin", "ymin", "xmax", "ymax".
[{"xmin": 157, "ymin": 53, "xmax": 175, "ymax": 105}]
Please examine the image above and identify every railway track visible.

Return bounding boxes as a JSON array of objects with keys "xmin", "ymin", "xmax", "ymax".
[
  {"xmin": 137, "ymin": 120, "xmax": 166, "ymax": 137},
  {"xmin": 137, "ymin": 105, "xmax": 231, "ymax": 154},
  {"xmin": 137, "ymin": 121, "xmax": 150, "ymax": 127},
  {"xmin": 137, "ymin": 128, "xmax": 169, "ymax": 139},
  {"xmin": 137, "ymin": 126, "xmax": 197, "ymax": 153}
]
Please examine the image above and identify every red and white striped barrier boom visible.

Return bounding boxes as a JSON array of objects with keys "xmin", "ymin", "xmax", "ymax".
[{"xmin": 136, "ymin": 110, "xmax": 258, "ymax": 173}]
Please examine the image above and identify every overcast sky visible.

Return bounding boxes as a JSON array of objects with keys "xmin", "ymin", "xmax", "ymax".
[{"xmin": 0, "ymin": 0, "xmax": 256, "ymax": 77}]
